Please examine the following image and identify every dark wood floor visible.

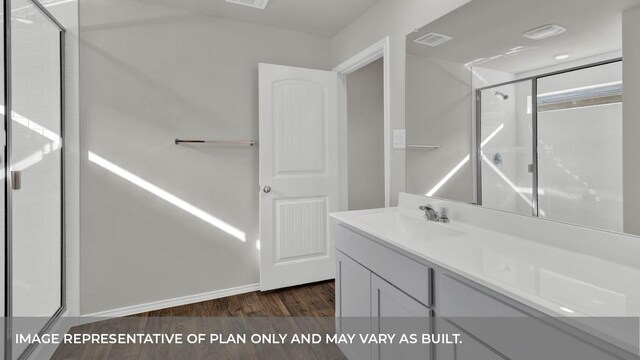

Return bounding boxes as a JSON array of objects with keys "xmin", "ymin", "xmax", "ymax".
[
  {"xmin": 133, "ymin": 280, "xmax": 336, "ymax": 318},
  {"xmin": 50, "ymin": 281, "xmax": 343, "ymax": 360}
]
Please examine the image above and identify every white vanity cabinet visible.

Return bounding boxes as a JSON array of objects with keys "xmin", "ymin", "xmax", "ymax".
[
  {"xmin": 437, "ymin": 272, "xmax": 625, "ymax": 360},
  {"xmin": 334, "ymin": 223, "xmax": 434, "ymax": 360},
  {"xmin": 333, "ymin": 221, "xmax": 636, "ymax": 360}
]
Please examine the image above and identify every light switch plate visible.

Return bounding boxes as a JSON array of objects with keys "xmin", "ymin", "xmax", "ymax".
[{"xmin": 393, "ymin": 129, "xmax": 406, "ymax": 149}]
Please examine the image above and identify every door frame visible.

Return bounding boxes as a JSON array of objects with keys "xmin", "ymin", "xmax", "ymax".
[{"xmin": 333, "ymin": 37, "xmax": 391, "ymax": 209}]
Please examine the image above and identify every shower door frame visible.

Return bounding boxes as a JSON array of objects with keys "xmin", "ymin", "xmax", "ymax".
[
  {"xmin": 3, "ymin": 0, "xmax": 67, "ymax": 359},
  {"xmin": 474, "ymin": 57, "xmax": 622, "ymax": 217}
]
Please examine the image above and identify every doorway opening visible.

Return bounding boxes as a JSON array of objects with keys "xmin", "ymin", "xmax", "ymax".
[
  {"xmin": 334, "ymin": 37, "xmax": 391, "ymax": 210},
  {"xmin": 345, "ymin": 58, "xmax": 385, "ymax": 210}
]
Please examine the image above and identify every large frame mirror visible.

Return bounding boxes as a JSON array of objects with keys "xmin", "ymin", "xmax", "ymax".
[{"xmin": 405, "ymin": 0, "xmax": 640, "ymax": 236}]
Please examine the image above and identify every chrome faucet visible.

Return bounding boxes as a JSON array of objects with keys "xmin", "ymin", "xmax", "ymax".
[{"xmin": 419, "ymin": 204, "xmax": 450, "ymax": 223}]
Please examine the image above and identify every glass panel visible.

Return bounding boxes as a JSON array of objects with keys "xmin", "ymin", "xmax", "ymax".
[
  {"xmin": 537, "ymin": 62, "xmax": 623, "ymax": 231},
  {"xmin": 0, "ymin": 0, "xmax": 5, "ymax": 320},
  {"xmin": 479, "ymin": 81, "xmax": 534, "ymax": 216},
  {"xmin": 10, "ymin": 0, "xmax": 62, "ymax": 353}
]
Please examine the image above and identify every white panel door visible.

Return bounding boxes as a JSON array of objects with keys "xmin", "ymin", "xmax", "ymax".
[{"xmin": 259, "ymin": 63, "xmax": 340, "ymax": 291}]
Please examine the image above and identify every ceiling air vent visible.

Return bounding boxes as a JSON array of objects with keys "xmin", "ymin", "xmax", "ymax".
[
  {"xmin": 225, "ymin": 0, "xmax": 270, "ymax": 10},
  {"xmin": 523, "ymin": 24, "xmax": 566, "ymax": 40},
  {"xmin": 414, "ymin": 32, "xmax": 453, "ymax": 47}
]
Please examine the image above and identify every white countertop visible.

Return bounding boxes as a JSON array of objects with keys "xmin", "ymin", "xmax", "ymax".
[{"xmin": 330, "ymin": 204, "xmax": 640, "ymax": 320}]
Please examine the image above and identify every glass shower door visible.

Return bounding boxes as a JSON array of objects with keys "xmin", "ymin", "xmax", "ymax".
[
  {"xmin": 9, "ymin": 0, "xmax": 64, "ymax": 357},
  {"xmin": 477, "ymin": 80, "xmax": 535, "ymax": 216},
  {"xmin": 536, "ymin": 61, "xmax": 623, "ymax": 232}
]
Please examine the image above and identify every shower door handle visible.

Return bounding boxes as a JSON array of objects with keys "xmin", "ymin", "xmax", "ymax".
[{"xmin": 11, "ymin": 170, "xmax": 21, "ymax": 190}]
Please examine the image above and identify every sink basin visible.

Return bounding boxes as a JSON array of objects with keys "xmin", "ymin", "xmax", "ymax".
[{"xmin": 358, "ymin": 212, "xmax": 465, "ymax": 241}]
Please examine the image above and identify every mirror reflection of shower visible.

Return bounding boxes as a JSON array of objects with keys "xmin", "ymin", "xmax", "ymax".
[{"xmin": 477, "ymin": 60, "xmax": 623, "ymax": 233}]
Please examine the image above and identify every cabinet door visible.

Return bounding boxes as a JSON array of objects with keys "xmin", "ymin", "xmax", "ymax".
[
  {"xmin": 372, "ymin": 274, "xmax": 432, "ymax": 360},
  {"xmin": 437, "ymin": 321, "xmax": 507, "ymax": 360},
  {"xmin": 336, "ymin": 251, "xmax": 372, "ymax": 360}
]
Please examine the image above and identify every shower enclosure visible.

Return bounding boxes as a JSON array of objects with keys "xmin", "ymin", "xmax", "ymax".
[
  {"xmin": 2, "ymin": 0, "xmax": 66, "ymax": 359},
  {"xmin": 476, "ymin": 59, "xmax": 623, "ymax": 232}
]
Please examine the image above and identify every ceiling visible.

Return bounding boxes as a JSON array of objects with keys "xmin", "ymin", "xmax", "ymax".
[
  {"xmin": 133, "ymin": 0, "xmax": 381, "ymax": 37},
  {"xmin": 407, "ymin": 0, "xmax": 640, "ymax": 74}
]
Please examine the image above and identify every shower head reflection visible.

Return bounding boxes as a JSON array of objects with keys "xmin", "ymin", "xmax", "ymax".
[{"xmin": 494, "ymin": 91, "xmax": 509, "ymax": 100}]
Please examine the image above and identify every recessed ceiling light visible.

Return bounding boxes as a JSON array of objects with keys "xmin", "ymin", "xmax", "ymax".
[
  {"xmin": 523, "ymin": 24, "xmax": 566, "ymax": 40},
  {"xmin": 226, "ymin": 0, "xmax": 269, "ymax": 10},
  {"xmin": 554, "ymin": 53, "xmax": 571, "ymax": 60}
]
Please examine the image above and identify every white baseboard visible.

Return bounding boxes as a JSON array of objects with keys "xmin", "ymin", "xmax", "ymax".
[{"xmin": 82, "ymin": 283, "xmax": 260, "ymax": 318}]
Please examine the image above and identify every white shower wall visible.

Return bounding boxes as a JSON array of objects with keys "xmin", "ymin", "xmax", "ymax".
[{"xmin": 537, "ymin": 104, "xmax": 623, "ymax": 231}]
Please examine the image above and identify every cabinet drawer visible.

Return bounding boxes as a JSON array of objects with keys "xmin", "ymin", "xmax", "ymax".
[
  {"xmin": 439, "ymin": 273, "xmax": 622, "ymax": 360},
  {"xmin": 335, "ymin": 224, "xmax": 433, "ymax": 307}
]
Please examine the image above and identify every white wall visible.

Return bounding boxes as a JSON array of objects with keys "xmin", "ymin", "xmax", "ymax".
[
  {"xmin": 79, "ymin": 1, "xmax": 333, "ymax": 314},
  {"xmin": 347, "ymin": 58, "xmax": 385, "ymax": 210},
  {"xmin": 405, "ymin": 55, "xmax": 473, "ymax": 202},
  {"xmin": 77, "ymin": 0, "xmax": 475, "ymax": 314},
  {"xmin": 331, "ymin": 0, "xmax": 471, "ymax": 206},
  {"xmin": 623, "ymin": 6, "xmax": 640, "ymax": 236}
]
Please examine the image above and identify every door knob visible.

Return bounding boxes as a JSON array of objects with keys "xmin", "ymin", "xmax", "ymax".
[{"xmin": 263, "ymin": 185, "xmax": 271, "ymax": 194}]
